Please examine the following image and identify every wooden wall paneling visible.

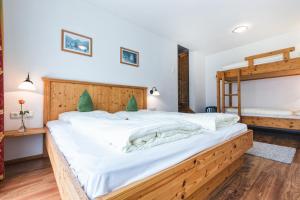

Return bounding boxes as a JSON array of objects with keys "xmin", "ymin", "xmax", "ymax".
[{"xmin": 93, "ymin": 85, "xmax": 111, "ymax": 111}]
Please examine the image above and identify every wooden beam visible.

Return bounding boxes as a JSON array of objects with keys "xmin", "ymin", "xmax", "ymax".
[
  {"xmin": 228, "ymin": 83, "xmax": 232, "ymax": 107},
  {"xmin": 216, "ymin": 76, "xmax": 221, "ymax": 113},
  {"xmin": 237, "ymin": 69, "xmax": 241, "ymax": 117},
  {"xmin": 225, "ymin": 94, "xmax": 238, "ymax": 96},
  {"xmin": 241, "ymin": 116, "xmax": 300, "ymax": 130},
  {"xmin": 221, "ymin": 57, "xmax": 300, "ymax": 81},
  {"xmin": 221, "ymin": 72, "xmax": 225, "ymax": 113}
]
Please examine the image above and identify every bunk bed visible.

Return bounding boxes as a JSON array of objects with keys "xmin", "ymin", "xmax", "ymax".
[{"xmin": 216, "ymin": 47, "xmax": 300, "ymax": 131}]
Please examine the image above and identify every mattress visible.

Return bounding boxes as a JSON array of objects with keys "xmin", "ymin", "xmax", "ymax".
[
  {"xmin": 226, "ymin": 107, "xmax": 300, "ymax": 119},
  {"xmin": 47, "ymin": 120, "xmax": 247, "ymax": 199}
]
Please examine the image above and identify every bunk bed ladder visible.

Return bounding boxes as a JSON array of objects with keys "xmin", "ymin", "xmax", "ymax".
[{"xmin": 217, "ymin": 69, "xmax": 241, "ymax": 116}]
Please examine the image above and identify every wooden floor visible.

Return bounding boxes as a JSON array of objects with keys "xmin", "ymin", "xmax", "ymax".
[
  {"xmin": 0, "ymin": 129, "xmax": 299, "ymax": 200},
  {"xmin": 209, "ymin": 128, "xmax": 300, "ymax": 200}
]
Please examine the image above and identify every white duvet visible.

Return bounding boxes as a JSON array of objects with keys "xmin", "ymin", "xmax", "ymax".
[
  {"xmin": 115, "ymin": 111, "xmax": 240, "ymax": 131},
  {"xmin": 69, "ymin": 116, "xmax": 202, "ymax": 153}
]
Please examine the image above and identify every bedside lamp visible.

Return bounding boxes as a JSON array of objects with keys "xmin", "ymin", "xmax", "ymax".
[
  {"xmin": 150, "ymin": 87, "xmax": 160, "ymax": 96},
  {"xmin": 18, "ymin": 73, "xmax": 36, "ymax": 91}
]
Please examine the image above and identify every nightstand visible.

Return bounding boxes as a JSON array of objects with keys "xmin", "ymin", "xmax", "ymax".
[{"xmin": 4, "ymin": 128, "xmax": 47, "ymax": 164}]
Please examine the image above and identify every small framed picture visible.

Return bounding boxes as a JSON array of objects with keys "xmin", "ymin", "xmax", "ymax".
[
  {"xmin": 120, "ymin": 47, "xmax": 139, "ymax": 67},
  {"xmin": 61, "ymin": 29, "xmax": 93, "ymax": 57}
]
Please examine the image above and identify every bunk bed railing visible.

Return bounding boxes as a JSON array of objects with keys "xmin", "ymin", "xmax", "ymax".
[{"xmin": 245, "ymin": 47, "xmax": 295, "ymax": 68}]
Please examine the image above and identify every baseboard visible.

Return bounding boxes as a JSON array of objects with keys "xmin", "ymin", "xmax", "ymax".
[{"xmin": 4, "ymin": 154, "xmax": 44, "ymax": 165}]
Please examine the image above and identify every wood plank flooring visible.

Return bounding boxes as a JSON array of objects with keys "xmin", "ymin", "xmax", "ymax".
[
  {"xmin": 0, "ymin": 128, "xmax": 299, "ymax": 200},
  {"xmin": 209, "ymin": 128, "xmax": 300, "ymax": 200},
  {"xmin": 0, "ymin": 158, "xmax": 60, "ymax": 200}
]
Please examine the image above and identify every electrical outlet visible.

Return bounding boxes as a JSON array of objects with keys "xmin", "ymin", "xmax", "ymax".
[
  {"xmin": 26, "ymin": 111, "xmax": 34, "ymax": 118},
  {"xmin": 10, "ymin": 111, "xmax": 34, "ymax": 119},
  {"xmin": 10, "ymin": 112, "xmax": 20, "ymax": 119}
]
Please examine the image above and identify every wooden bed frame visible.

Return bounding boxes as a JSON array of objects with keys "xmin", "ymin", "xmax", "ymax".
[
  {"xmin": 216, "ymin": 47, "xmax": 300, "ymax": 131},
  {"xmin": 44, "ymin": 77, "xmax": 253, "ymax": 200}
]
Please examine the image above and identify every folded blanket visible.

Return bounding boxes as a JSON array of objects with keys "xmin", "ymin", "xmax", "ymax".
[
  {"xmin": 115, "ymin": 111, "xmax": 240, "ymax": 131},
  {"xmin": 180, "ymin": 113, "xmax": 240, "ymax": 131},
  {"xmin": 69, "ymin": 116, "xmax": 202, "ymax": 153}
]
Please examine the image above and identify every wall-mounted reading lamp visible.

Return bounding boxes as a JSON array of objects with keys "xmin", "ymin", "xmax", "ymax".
[
  {"xmin": 150, "ymin": 87, "xmax": 160, "ymax": 96},
  {"xmin": 18, "ymin": 73, "xmax": 36, "ymax": 91}
]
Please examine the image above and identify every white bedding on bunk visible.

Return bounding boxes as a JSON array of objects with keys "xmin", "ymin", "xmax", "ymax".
[
  {"xmin": 226, "ymin": 107, "xmax": 300, "ymax": 119},
  {"xmin": 47, "ymin": 120, "xmax": 247, "ymax": 199}
]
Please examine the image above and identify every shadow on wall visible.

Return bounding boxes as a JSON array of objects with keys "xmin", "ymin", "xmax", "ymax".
[{"xmin": 4, "ymin": 91, "xmax": 43, "ymax": 131}]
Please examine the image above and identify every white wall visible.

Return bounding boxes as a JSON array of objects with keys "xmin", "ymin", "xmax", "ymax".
[
  {"xmin": 205, "ymin": 30, "xmax": 300, "ymax": 110},
  {"xmin": 189, "ymin": 51, "xmax": 206, "ymax": 112},
  {"xmin": 4, "ymin": 0, "xmax": 178, "ymax": 160}
]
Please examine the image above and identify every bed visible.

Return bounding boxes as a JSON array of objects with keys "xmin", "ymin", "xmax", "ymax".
[
  {"xmin": 216, "ymin": 47, "xmax": 300, "ymax": 131},
  {"xmin": 225, "ymin": 107, "xmax": 300, "ymax": 130},
  {"xmin": 43, "ymin": 77, "xmax": 253, "ymax": 200}
]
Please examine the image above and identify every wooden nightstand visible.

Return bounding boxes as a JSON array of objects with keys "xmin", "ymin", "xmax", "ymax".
[{"xmin": 4, "ymin": 128, "xmax": 47, "ymax": 164}]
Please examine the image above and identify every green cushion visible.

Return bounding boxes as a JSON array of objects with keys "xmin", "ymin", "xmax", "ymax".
[
  {"xmin": 77, "ymin": 90, "xmax": 94, "ymax": 112},
  {"xmin": 126, "ymin": 95, "xmax": 138, "ymax": 111}
]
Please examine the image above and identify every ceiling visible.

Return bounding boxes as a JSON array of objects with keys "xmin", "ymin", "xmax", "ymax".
[{"xmin": 87, "ymin": 0, "xmax": 300, "ymax": 54}]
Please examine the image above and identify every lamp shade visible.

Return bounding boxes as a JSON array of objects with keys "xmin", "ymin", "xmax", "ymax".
[
  {"xmin": 18, "ymin": 73, "xmax": 36, "ymax": 91},
  {"xmin": 150, "ymin": 87, "xmax": 160, "ymax": 96}
]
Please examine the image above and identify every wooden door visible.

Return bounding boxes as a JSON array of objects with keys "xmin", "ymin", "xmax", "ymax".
[
  {"xmin": 0, "ymin": 0, "xmax": 4, "ymax": 180},
  {"xmin": 178, "ymin": 52, "xmax": 189, "ymax": 112}
]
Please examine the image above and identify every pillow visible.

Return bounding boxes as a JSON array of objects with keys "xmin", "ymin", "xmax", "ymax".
[
  {"xmin": 126, "ymin": 95, "xmax": 138, "ymax": 111},
  {"xmin": 59, "ymin": 110, "xmax": 111, "ymax": 122},
  {"xmin": 77, "ymin": 90, "xmax": 94, "ymax": 112}
]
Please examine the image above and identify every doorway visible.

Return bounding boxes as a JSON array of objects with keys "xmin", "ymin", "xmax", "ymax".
[{"xmin": 178, "ymin": 45, "xmax": 191, "ymax": 113}]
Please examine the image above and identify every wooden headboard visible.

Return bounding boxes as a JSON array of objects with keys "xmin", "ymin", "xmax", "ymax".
[{"xmin": 43, "ymin": 78, "xmax": 147, "ymax": 124}]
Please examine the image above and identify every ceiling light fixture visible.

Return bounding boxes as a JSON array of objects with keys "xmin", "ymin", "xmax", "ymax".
[{"xmin": 232, "ymin": 25, "xmax": 249, "ymax": 34}]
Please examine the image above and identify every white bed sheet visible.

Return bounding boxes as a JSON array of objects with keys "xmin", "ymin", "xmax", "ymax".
[
  {"xmin": 47, "ymin": 120, "xmax": 247, "ymax": 199},
  {"xmin": 226, "ymin": 107, "xmax": 300, "ymax": 119}
]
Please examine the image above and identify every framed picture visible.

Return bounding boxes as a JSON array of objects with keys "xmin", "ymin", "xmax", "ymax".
[
  {"xmin": 61, "ymin": 29, "xmax": 93, "ymax": 57},
  {"xmin": 120, "ymin": 47, "xmax": 139, "ymax": 67}
]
